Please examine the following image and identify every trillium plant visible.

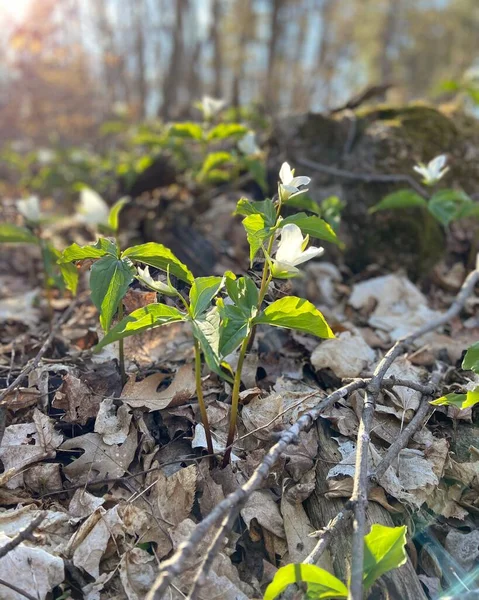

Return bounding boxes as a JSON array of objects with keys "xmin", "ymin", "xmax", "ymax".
[
  {"xmin": 371, "ymin": 153, "xmax": 479, "ymax": 227},
  {"xmin": 59, "ymin": 163, "xmax": 338, "ymax": 465},
  {"xmin": 0, "ymin": 195, "xmax": 77, "ymax": 323}
]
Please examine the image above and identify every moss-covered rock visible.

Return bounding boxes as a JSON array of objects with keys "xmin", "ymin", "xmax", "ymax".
[{"xmin": 272, "ymin": 104, "xmax": 479, "ymax": 279}]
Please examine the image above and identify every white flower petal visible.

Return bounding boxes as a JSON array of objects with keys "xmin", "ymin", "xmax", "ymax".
[
  {"xmin": 291, "ymin": 245, "xmax": 324, "ymax": 266},
  {"xmin": 279, "ymin": 162, "xmax": 294, "ymax": 185},
  {"xmin": 16, "ymin": 195, "xmax": 40, "ymax": 222},
  {"xmin": 429, "ymin": 154, "xmax": 447, "ymax": 174},
  {"xmin": 275, "ymin": 224, "xmax": 305, "ymax": 263},
  {"xmin": 78, "ymin": 188, "xmax": 109, "ymax": 226},
  {"xmin": 289, "ymin": 175, "xmax": 311, "ymax": 188},
  {"xmin": 271, "ymin": 260, "xmax": 300, "ymax": 279}
]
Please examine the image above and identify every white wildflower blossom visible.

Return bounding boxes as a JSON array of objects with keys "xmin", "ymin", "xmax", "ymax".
[
  {"xmin": 413, "ymin": 154, "xmax": 449, "ymax": 186},
  {"xmin": 271, "ymin": 223, "xmax": 323, "ymax": 278},
  {"xmin": 238, "ymin": 131, "xmax": 260, "ymax": 156},
  {"xmin": 279, "ymin": 162, "xmax": 311, "ymax": 202},
  {"xmin": 78, "ymin": 188, "xmax": 109, "ymax": 227},
  {"xmin": 16, "ymin": 195, "xmax": 41, "ymax": 223},
  {"xmin": 37, "ymin": 148, "xmax": 54, "ymax": 165},
  {"xmin": 202, "ymin": 95, "xmax": 225, "ymax": 119}
]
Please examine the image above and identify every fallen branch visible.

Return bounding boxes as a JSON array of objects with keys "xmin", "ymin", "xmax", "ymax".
[
  {"xmin": 0, "ymin": 512, "xmax": 46, "ymax": 560},
  {"xmin": 0, "ymin": 578, "xmax": 37, "ymax": 600},
  {"xmin": 348, "ymin": 266, "xmax": 479, "ymax": 600},
  {"xmin": 0, "ymin": 297, "xmax": 79, "ymax": 445}
]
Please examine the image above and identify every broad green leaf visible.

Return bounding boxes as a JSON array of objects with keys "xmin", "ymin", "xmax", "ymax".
[
  {"xmin": 189, "ymin": 276, "xmax": 225, "ymax": 319},
  {"xmin": 199, "ymin": 152, "xmax": 232, "ymax": 178},
  {"xmin": 59, "ymin": 238, "xmax": 117, "ymax": 263},
  {"xmin": 122, "ymin": 243, "xmax": 194, "ymax": 284},
  {"xmin": 279, "ymin": 214, "xmax": 339, "ymax": 245},
  {"xmin": 59, "ymin": 261, "xmax": 79, "ymax": 295},
  {"xmin": 242, "ymin": 214, "xmax": 273, "ymax": 264},
  {"xmin": 264, "ymin": 564, "xmax": 348, "ymax": 600},
  {"xmin": 95, "ymin": 303, "xmax": 185, "ymax": 350},
  {"xmin": 363, "ymin": 525, "xmax": 408, "ymax": 590},
  {"xmin": 428, "ymin": 189, "xmax": 472, "ymax": 226},
  {"xmin": 286, "ymin": 193, "xmax": 321, "ymax": 215},
  {"xmin": 169, "ymin": 122, "xmax": 203, "ymax": 141},
  {"xmin": 207, "ymin": 123, "xmax": 247, "ymax": 141},
  {"xmin": 244, "ymin": 157, "xmax": 267, "ymax": 192},
  {"xmin": 0, "ymin": 223, "xmax": 38, "ymax": 244},
  {"xmin": 90, "ymin": 256, "xmax": 135, "ymax": 331},
  {"xmin": 191, "ymin": 307, "xmax": 229, "ymax": 379},
  {"xmin": 430, "ymin": 388, "xmax": 479, "ymax": 409},
  {"xmin": 108, "ymin": 197, "xmax": 129, "ymax": 232},
  {"xmin": 235, "ymin": 198, "xmax": 276, "ymax": 227},
  {"xmin": 41, "ymin": 243, "xmax": 65, "ymax": 291},
  {"xmin": 254, "ymin": 296, "xmax": 334, "ymax": 339},
  {"xmin": 320, "ymin": 196, "xmax": 345, "ymax": 233},
  {"xmin": 462, "ymin": 341, "xmax": 479, "ymax": 373},
  {"xmin": 369, "ymin": 190, "xmax": 427, "ymax": 214},
  {"xmin": 225, "ymin": 276, "xmax": 259, "ymax": 316},
  {"xmin": 203, "ymin": 168, "xmax": 231, "ymax": 184},
  {"xmin": 219, "ymin": 305, "xmax": 251, "ymax": 357}
]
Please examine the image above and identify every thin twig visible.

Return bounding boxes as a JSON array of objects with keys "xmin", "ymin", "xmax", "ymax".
[
  {"xmin": 0, "ymin": 578, "xmax": 37, "ymax": 600},
  {"xmin": 348, "ymin": 267, "xmax": 479, "ymax": 600},
  {"xmin": 304, "ymin": 511, "xmax": 351, "ymax": 566},
  {"xmin": 298, "ymin": 157, "xmax": 428, "ymax": 198},
  {"xmin": 187, "ymin": 510, "xmax": 238, "ymax": 600},
  {"xmin": 0, "ymin": 297, "xmax": 79, "ymax": 445},
  {"xmin": 0, "ymin": 512, "xmax": 46, "ymax": 559},
  {"xmin": 145, "ymin": 379, "xmax": 367, "ymax": 600}
]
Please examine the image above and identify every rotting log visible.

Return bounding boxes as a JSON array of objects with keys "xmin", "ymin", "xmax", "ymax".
[{"xmin": 305, "ymin": 419, "xmax": 427, "ymax": 600}]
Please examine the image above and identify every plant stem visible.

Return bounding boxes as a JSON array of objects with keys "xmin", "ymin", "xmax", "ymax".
[
  {"xmin": 194, "ymin": 339, "xmax": 215, "ymax": 464},
  {"xmin": 222, "ymin": 336, "xmax": 249, "ymax": 467},
  {"xmin": 118, "ymin": 300, "xmax": 126, "ymax": 385}
]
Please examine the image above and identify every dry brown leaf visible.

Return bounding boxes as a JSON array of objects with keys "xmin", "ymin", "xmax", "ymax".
[
  {"xmin": 118, "ymin": 503, "xmax": 173, "ymax": 558},
  {"xmin": 24, "ymin": 463, "xmax": 62, "ymax": 494},
  {"xmin": 198, "ymin": 461, "xmax": 225, "ymax": 518},
  {"xmin": 60, "ymin": 425, "xmax": 137, "ymax": 484},
  {"xmin": 280, "ymin": 497, "xmax": 316, "ymax": 563},
  {"xmin": 121, "ymin": 364, "xmax": 196, "ymax": 411},
  {"xmin": 240, "ymin": 490, "xmax": 285, "ymax": 538},
  {"xmin": 426, "ymin": 483, "xmax": 468, "ymax": 519},
  {"xmin": 94, "ymin": 397, "xmax": 132, "ymax": 445},
  {"xmin": 52, "ymin": 373, "xmax": 100, "ymax": 425},
  {"xmin": 119, "ymin": 547, "xmax": 157, "ymax": 600},
  {"xmin": 155, "ymin": 464, "xmax": 197, "ymax": 527},
  {"xmin": 242, "ymin": 393, "xmax": 283, "ymax": 440},
  {"xmin": 445, "ymin": 456, "xmax": 479, "ymax": 489},
  {"xmin": 123, "ymin": 288, "xmax": 158, "ymax": 313},
  {"xmin": 2, "ymin": 387, "xmax": 39, "ymax": 412},
  {"xmin": 311, "ymin": 331, "xmax": 375, "ymax": 378},
  {"xmin": 69, "ymin": 489, "xmax": 105, "ymax": 519}
]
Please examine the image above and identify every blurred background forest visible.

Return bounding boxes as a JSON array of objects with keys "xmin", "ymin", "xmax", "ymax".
[{"xmin": 1, "ymin": 0, "xmax": 479, "ymax": 145}]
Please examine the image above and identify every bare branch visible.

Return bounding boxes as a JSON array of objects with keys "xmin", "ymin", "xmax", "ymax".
[
  {"xmin": 304, "ymin": 511, "xmax": 351, "ymax": 566},
  {"xmin": 0, "ymin": 578, "xmax": 37, "ymax": 600},
  {"xmin": 0, "ymin": 512, "xmax": 46, "ymax": 560},
  {"xmin": 348, "ymin": 267, "xmax": 479, "ymax": 600}
]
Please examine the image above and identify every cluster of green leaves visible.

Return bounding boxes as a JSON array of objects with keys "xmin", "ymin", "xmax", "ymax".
[
  {"xmin": 264, "ymin": 525, "xmax": 407, "ymax": 599},
  {"xmin": 430, "ymin": 342, "xmax": 479, "ymax": 409},
  {"xmin": 285, "ymin": 194, "xmax": 345, "ymax": 234},
  {"xmin": 370, "ymin": 188, "xmax": 478, "ymax": 227}
]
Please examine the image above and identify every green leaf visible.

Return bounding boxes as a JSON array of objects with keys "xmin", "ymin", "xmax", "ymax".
[
  {"xmin": 320, "ymin": 196, "xmax": 345, "ymax": 233},
  {"xmin": 95, "ymin": 303, "xmax": 185, "ymax": 351},
  {"xmin": 59, "ymin": 238, "xmax": 117, "ymax": 263},
  {"xmin": 279, "ymin": 214, "xmax": 339, "ymax": 245},
  {"xmin": 169, "ymin": 122, "xmax": 203, "ymax": 141},
  {"xmin": 242, "ymin": 214, "xmax": 273, "ymax": 264},
  {"xmin": 90, "ymin": 256, "xmax": 135, "ymax": 331},
  {"xmin": 219, "ymin": 305, "xmax": 251, "ymax": 357},
  {"xmin": 430, "ymin": 388, "xmax": 479, "ymax": 409},
  {"xmin": 264, "ymin": 564, "xmax": 348, "ymax": 600},
  {"xmin": 59, "ymin": 261, "xmax": 79, "ymax": 295},
  {"xmin": 0, "ymin": 223, "xmax": 38, "ymax": 244},
  {"xmin": 428, "ymin": 189, "xmax": 472, "ymax": 226},
  {"xmin": 225, "ymin": 276, "xmax": 259, "ymax": 316},
  {"xmin": 199, "ymin": 152, "xmax": 232, "ymax": 178},
  {"xmin": 189, "ymin": 276, "xmax": 225, "ymax": 319},
  {"xmin": 369, "ymin": 190, "xmax": 428, "ymax": 214},
  {"xmin": 235, "ymin": 198, "xmax": 276, "ymax": 227},
  {"xmin": 191, "ymin": 307, "xmax": 228, "ymax": 379},
  {"xmin": 363, "ymin": 525, "xmax": 408, "ymax": 590},
  {"xmin": 207, "ymin": 123, "xmax": 247, "ymax": 141},
  {"xmin": 108, "ymin": 197, "xmax": 129, "ymax": 232},
  {"xmin": 122, "ymin": 243, "xmax": 194, "ymax": 284},
  {"xmin": 254, "ymin": 296, "xmax": 334, "ymax": 339},
  {"xmin": 462, "ymin": 342, "xmax": 479, "ymax": 374},
  {"xmin": 286, "ymin": 193, "xmax": 321, "ymax": 215},
  {"xmin": 244, "ymin": 157, "xmax": 267, "ymax": 192}
]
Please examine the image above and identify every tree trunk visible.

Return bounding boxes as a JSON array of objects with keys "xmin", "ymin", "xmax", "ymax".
[
  {"xmin": 160, "ymin": 0, "xmax": 187, "ymax": 120},
  {"xmin": 210, "ymin": 0, "xmax": 223, "ymax": 98}
]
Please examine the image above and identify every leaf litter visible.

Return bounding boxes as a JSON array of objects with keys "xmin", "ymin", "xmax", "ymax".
[{"xmin": 1, "ymin": 207, "xmax": 479, "ymax": 600}]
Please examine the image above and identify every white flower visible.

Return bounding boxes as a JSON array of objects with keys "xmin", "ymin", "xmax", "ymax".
[
  {"xmin": 137, "ymin": 266, "xmax": 176, "ymax": 296},
  {"xmin": 271, "ymin": 223, "xmax": 323, "ymax": 278},
  {"xmin": 77, "ymin": 188, "xmax": 109, "ymax": 227},
  {"xmin": 16, "ymin": 195, "xmax": 41, "ymax": 222},
  {"xmin": 238, "ymin": 131, "xmax": 260, "ymax": 156},
  {"xmin": 202, "ymin": 95, "xmax": 225, "ymax": 119},
  {"xmin": 37, "ymin": 148, "xmax": 54, "ymax": 165},
  {"xmin": 413, "ymin": 154, "xmax": 449, "ymax": 186},
  {"xmin": 279, "ymin": 162, "xmax": 311, "ymax": 201}
]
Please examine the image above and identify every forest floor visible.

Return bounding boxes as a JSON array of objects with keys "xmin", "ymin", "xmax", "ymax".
[{"xmin": 1, "ymin": 182, "xmax": 479, "ymax": 600}]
